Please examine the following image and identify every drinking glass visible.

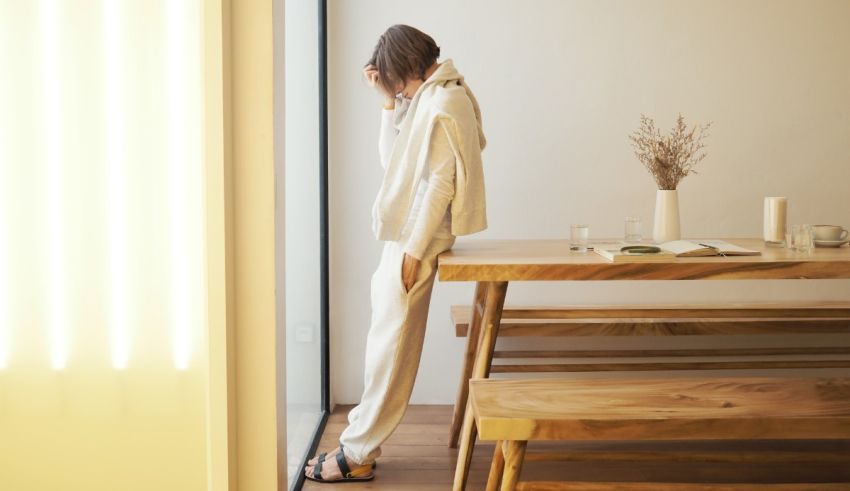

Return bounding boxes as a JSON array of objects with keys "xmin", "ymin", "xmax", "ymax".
[
  {"xmin": 570, "ymin": 224, "xmax": 590, "ymax": 253},
  {"xmin": 788, "ymin": 224, "xmax": 814, "ymax": 254},
  {"xmin": 624, "ymin": 216, "xmax": 642, "ymax": 243}
]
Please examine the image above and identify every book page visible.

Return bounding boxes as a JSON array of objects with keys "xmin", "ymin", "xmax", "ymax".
[
  {"xmin": 697, "ymin": 240, "xmax": 761, "ymax": 255},
  {"xmin": 660, "ymin": 240, "xmax": 709, "ymax": 256}
]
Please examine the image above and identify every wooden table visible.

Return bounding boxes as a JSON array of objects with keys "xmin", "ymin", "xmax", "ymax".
[{"xmin": 436, "ymin": 239, "xmax": 850, "ymax": 490}]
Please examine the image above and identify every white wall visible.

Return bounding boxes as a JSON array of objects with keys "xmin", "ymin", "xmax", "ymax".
[{"xmin": 327, "ymin": 0, "xmax": 850, "ymax": 405}]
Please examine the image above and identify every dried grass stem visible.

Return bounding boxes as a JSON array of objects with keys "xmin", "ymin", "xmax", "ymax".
[{"xmin": 629, "ymin": 114, "xmax": 712, "ymax": 190}]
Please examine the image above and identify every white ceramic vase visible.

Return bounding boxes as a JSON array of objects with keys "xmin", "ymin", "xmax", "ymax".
[{"xmin": 653, "ymin": 189, "xmax": 681, "ymax": 243}]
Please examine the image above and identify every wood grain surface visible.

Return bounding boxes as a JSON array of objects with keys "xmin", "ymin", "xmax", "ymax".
[
  {"xmin": 514, "ymin": 483, "xmax": 850, "ymax": 491},
  {"xmin": 491, "ymin": 348, "xmax": 850, "ymax": 358},
  {"xmin": 438, "ymin": 239, "xmax": 850, "ymax": 281},
  {"xmin": 488, "ymin": 360, "xmax": 850, "ymax": 373},
  {"xmin": 451, "ymin": 305, "xmax": 850, "ymax": 337},
  {"xmin": 470, "ymin": 377, "xmax": 850, "ymax": 441}
]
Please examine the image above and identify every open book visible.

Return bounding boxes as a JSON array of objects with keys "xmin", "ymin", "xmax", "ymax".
[
  {"xmin": 662, "ymin": 240, "xmax": 761, "ymax": 257},
  {"xmin": 594, "ymin": 240, "xmax": 760, "ymax": 262}
]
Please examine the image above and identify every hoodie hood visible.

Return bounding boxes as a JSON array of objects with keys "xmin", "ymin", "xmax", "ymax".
[{"xmin": 396, "ymin": 59, "xmax": 486, "ymax": 150}]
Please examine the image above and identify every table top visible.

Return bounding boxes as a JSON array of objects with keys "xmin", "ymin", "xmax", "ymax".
[{"xmin": 437, "ymin": 238, "xmax": 850, "ymax": 281}]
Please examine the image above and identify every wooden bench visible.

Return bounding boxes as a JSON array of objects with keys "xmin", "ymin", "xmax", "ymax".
[
  {"xmin": 469, "ymin": 376, "xmax": 850, "ymax": 490},
  {"xmin": 449, "ymin": 302, "xmax": 850, "ymax": 448}
]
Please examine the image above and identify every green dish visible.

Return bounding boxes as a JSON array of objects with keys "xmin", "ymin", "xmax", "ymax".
[{"xmin": 620, "ymin": 245, "xmax": 661, "ymax": 254}]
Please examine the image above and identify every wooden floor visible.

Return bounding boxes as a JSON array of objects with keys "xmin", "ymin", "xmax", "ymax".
[{"xmin": 301, "ymin": 405, "xmax": 850, "ymax": 490}]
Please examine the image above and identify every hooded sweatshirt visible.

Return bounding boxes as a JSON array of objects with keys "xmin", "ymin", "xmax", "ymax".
[{"xmin": 371, "ymin": 59, "xmax": 487, "ymax": 242}]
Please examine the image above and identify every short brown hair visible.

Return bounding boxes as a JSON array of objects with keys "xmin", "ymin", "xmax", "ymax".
[{"xmin": 366, "ymin": 25, "xmax": 441, "ymax": 95}]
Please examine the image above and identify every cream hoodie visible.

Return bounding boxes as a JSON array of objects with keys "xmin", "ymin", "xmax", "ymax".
[{"xmin": 371, "ymin": 59, "xmax": 487, "ymax": 241}]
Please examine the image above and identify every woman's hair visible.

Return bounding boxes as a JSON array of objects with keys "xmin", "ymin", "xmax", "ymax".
[{"xmin": 366, "ymin": 25, "xmax": 441, "ymax": 95}]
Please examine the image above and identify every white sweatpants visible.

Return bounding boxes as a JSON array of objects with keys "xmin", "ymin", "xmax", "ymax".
[{"xmin": 338, "ymin": 228, "xmax": 456, "ymax": 465}]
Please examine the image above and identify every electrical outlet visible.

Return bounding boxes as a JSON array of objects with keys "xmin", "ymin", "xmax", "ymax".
[{"xmin": 294, "ymin": 323, "xmax": 315, "ymax": 343}]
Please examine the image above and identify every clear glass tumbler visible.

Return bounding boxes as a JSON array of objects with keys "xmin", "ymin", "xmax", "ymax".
[
  {"xmin": 624, "ymin": 216, "xmax": 642, "ymax": 243},
  {"xmin": 570, "ymin": 224, "xmax": 590, "ymax": 253},
  {"xmin": 789, "ymin": 224, "xmax": 814, "ymax": 254}
]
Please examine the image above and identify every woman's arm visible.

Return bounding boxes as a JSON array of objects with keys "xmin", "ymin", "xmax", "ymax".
[
  {"xmin": 378, "ymin": 108, "xmax": 397, "ymax": 170},
  {"xmin": 365, "ymin": 63, "xmax": 399, "ymax": 170},
  {"xmin": 402, "ymin": 121, "xmax": 456, "ymax": 260}
]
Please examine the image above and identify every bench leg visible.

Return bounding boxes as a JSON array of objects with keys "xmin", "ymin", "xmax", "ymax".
[
  {"xmin": 485, "ymin": 440, "xmax": 506, "ymax": 491},
  {"xmin": 452, "ymin": 281, "xmax": 509, "ymax": 491},
  {"xmin": 450, "ymin": 281, "xmax": 487, "ymax": 448},
  {"xmin": 500, "ymin": 440, "xmax": 527, "ymax": 491}
]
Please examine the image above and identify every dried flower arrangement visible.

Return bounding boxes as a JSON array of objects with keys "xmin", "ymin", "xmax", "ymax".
[{"xmin": 629, "ymin": 114, "xmax": 712, "ymax": 190}]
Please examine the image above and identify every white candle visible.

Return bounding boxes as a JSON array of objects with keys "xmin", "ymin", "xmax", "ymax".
[{"xmin": 763, "ymin": 197, "xmax": 787, "ymax": 245}]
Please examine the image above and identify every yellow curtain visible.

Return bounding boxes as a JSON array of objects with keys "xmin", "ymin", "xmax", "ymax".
[{"xmin": 0, "ymin": 1, "xmax": 208, "ymax": 489}]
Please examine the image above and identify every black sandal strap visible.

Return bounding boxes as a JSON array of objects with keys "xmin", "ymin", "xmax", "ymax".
[
  {"xmin": 313, "ymin": 459, "xmax": 323, "ymax": 479},
  {"xmin": 335, "ymin": 450, "xmax": 353, "ymax": 478},
  {"xmin": 317, "ymin": 452, "xmax": 327, "ymax": 464}
]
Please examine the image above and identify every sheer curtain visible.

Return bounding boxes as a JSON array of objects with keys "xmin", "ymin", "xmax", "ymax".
[{"xmin": 0, "ymin": 1, "xmax": 208, "ymax": 489}]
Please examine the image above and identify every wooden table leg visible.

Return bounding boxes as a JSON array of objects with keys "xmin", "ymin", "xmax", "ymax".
[
  {"xmin": 500, "ymin": 440, "xmax": 527, "ymax": 491},
  {"xmin": 453, "ymin": 281, "xmax": 509, "ymax": 491},
  {"xmin": 485, "ymin": 440, "xmax": 505, "ymax": 491},
  {"xmin": 449, "ymin": 281, "xmax": 487, "ymax": 448},
  {"xmin": 453, "ymin": 404, "xmax": 479, "ymax": 491}
]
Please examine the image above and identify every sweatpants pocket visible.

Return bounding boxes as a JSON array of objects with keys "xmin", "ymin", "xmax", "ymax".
[{"xmin": 397, "ymin": 248, "xmax": 412, "ymax": 296}]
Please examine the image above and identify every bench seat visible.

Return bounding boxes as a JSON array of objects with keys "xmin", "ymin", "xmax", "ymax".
[
  {"xmin": 470, "ymin": 376, "xmax": 850, "ymax": 490},
  {"xmin": 449, "ymin": 302, "xmax": 850, "ymax": 450},
  {"xmin": 451, "ymin": 303, "xmax": 850, "ymax": 337}
]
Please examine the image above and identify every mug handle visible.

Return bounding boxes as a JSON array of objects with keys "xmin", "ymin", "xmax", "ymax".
[{"xmin": 842, "ymin": 228, "xmax": 849, "ymax": 241}]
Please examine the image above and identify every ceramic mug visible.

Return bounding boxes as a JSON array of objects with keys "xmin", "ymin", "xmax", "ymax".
[{"xmin": 812, "ymin": 225, "xmax": 849, "ymax": 242}]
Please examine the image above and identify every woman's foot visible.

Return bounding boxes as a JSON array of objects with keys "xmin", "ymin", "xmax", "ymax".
[
  {"xmin": 305, "ymin": 448, "xmax": 374, "ymax": 482},
  {"xmin": 307, "ymin": 446, "xmax": 341, "ymax": 467}
]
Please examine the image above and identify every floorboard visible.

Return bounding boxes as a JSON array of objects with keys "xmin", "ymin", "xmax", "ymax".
[{"xmin": 301, "ymin": 405, "xmax": 850, "ymax": 490}]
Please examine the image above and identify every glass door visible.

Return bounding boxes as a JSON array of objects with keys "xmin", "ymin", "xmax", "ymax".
[{"xmin": 278, "ymin": 0, "xmax": 328, "ymax": 488}]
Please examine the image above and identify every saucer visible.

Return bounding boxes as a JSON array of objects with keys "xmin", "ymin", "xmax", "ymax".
[{"xmin": 814, "ymin": 239, "xmax": 849, "ymax": 248}]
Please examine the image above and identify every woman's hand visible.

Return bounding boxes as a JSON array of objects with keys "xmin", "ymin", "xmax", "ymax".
[
  {"xmin": 401, "ymin": 253, "xmax": 420, "ymax": 293},
  {"xmin": 363, "ymin": 64, "xmax": 381, "ymax": 88},
  {"xmin": 363, "ymin": 64, "xmax": 395, "ymax": 109}
]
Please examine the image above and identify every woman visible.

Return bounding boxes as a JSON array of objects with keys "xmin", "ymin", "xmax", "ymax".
[{"xmin": 306, "ymin": 24, "xmax": 487, "ymax": 483}]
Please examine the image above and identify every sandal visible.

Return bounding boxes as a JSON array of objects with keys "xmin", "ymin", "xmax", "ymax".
[
  {"xmin": 339, "ymin": 443, "xmax": 377, "ymax": 470},
  {"xmin": 310, "ymin": 445, "xmax": 376, "ymax": 470},
  {"xmin": 305, "ymin": 448, "xmax": 375, "ymax": 483}
]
